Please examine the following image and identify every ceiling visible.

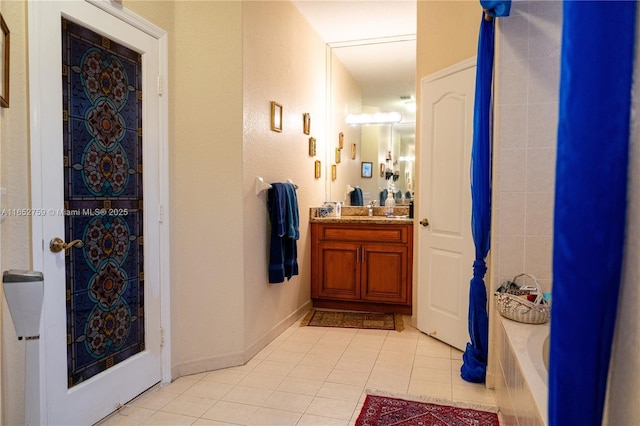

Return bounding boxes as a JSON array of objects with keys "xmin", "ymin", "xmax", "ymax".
[{"xmin": 292, "ymin": 1, "xmax": 417, "ymax": 122}]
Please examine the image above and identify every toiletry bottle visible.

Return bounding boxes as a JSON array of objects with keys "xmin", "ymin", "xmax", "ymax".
[
  {"xmin": 385, "ymin": 191, "xmax": 395, "ymax": 217},
  {"xmin": 368, "ymin": 203, "xmax": 373, "ymax": 216}
]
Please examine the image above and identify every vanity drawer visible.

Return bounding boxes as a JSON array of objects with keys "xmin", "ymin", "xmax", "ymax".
[{"xmin": 313, "ymin": 223, "xmax": 410, "ymax": 244}]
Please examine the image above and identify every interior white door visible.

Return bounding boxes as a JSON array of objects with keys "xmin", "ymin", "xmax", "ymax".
[
  {"xmin": 417, "ymin": 58, "xmax": 476, "ymax": 351},
  {"xmin": 30, "ymin": 2, "xmax": 163, "ymax": 424}
]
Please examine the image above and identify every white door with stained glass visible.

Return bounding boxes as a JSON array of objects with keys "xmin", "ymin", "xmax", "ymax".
[{"xmin": 29, "ymin": 1, "xmax": 167, "ymax": 424}]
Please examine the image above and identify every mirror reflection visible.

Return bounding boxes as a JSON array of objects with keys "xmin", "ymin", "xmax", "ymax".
[{"xmin": 327, "ymin": 37, "xmax": 416, "ymax": 207}]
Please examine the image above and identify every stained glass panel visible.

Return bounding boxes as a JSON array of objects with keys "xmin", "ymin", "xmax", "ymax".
[{"xmin": 62, "ymin": 18, "xmax": 144, "ymax": 387}]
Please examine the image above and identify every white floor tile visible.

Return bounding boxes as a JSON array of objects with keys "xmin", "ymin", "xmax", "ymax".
[
  {"xmin": 276, "ymin": 376, "xmax": 324, "ymax": 396},
  {"xmin": 201, "ymin": 400, "xmax": 258, "ymax": 424},
  {"xmin": 237, "ymin": 371, "xmax": 286, "ymax": 390},
  {"xmin": 141, "ymin": 411, "xmax": 198, "ymax": 425},
  {"xmin": 160, "ymin": 394, "xmax": 216, "ymax": 418},
  {"xmin": 116, "ymin": 317, "xmax": 498, "ymax": 426},
  {"xmin": 297, "ymin": 414, "xmax": 350, "ymax": 426},
  {"xmin": 289, "ymin": 364, "xmax": 333, "ymax": 381},
  {"xmin": 305, "ymin": 396, "xmax": 358, "ymax": 421},
  {"xmin": 183, "ymin": 381, "xmax": 234, "ymax": 401},
  {"xmin": 246, "ymin": 407, "xmax": 302, "ymax": 425},
  {"xmin": 325, "ymin": 369, "xmax": 370, "ymax": 387},
  {"xmin": 221, "ymin": 385, "xmax": 273, "ymax": 406},
  {"xmin": 201, "ymin": 369, "xmax": 249, "ymax": 385},
  {"xmin": 262, "ymin": 390, "xmax": 314, "ymax": 413},
  {"xmin": 316, "ymin": 382, "xmax": 364, "ymax": 402}
]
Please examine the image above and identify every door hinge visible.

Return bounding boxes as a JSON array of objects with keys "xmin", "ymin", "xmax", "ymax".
[
  {"xmin": 157, "ymin": 76, "xmax": 163, "ymax": 96},
  {"xmin": 160, "ymin": 327, "xmax": 165, "ymax": 348}
]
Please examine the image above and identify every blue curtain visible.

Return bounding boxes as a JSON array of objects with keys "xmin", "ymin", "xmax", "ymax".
[
  {"xmin": 549, "ymin": 2, "xmax": 636, "ymax": 425},
  {"xmin": 461, "ymin": 5, "xmax": 504, "ymax": 383}
]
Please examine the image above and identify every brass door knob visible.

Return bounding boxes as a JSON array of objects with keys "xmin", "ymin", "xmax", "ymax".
[
  {"xmin": 420, "ymin": 218, "xmax": 430, "ymax": 227},
  {"xmin": 50, "ymin": 237, "xmax": 84, "ymax": 253}
]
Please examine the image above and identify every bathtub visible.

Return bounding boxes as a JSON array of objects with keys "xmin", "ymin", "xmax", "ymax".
[{"xmin": 496, "ymin": 316, "xmax": 550, "ymax": 426}]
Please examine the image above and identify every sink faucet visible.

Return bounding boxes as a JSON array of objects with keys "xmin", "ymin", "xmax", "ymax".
[{"xmin": 368, "ymin": 201, "xmax": 376, "ymax": 216}]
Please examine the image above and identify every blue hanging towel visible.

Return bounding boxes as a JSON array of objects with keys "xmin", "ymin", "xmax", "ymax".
[
  {"xmin": 350, "ymin": 187, "xmax": 363, "ymax": 206},
  {"xmin": 379, "ymin": 189, "xmax": 388, "ymax": 206},
  {"xmin": 267, "ymin": 183, "xmax": 299, "ymax": 283}
]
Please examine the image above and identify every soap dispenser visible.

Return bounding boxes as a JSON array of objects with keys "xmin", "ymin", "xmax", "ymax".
[{"xmin": 385, "ymin": 191, "xmax": 395, "ymax": 216}]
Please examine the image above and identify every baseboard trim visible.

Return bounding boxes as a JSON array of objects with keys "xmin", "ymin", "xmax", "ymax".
[
  {"xmin": 174, "ymin": 351, "xmax": 246, "ymax": 378},
  {"xmin": 244, "ymin": 301, "xmax": 312, "ymax": 361},
  {"xmin": 169, "ymin": 301, "xmax": 312, "ymax": 381}
]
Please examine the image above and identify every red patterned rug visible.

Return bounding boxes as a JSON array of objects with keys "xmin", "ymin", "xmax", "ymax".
[{"xmin": 356, "ymin": 395, "xmax": 500, "ymax": 426}]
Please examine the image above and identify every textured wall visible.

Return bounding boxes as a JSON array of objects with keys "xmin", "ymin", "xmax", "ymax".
[
  {"xmin": 242, "ymin": 0, "xmax": 327, "ymax": 354},
  {"xmin": 603, "ymin": 5, "xmax": 640, "ymax": 422},
  {"xmin": 0, "ymin": 1, "xmax": 34, "ymax": 424}
]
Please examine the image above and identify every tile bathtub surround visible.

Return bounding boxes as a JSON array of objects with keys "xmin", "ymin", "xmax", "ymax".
[
  {"xmin": 99, "ymin": 317, "xmax": 497, "ymax": 426},
  {"xmin": 496, "ymin": 319, "xmax": 545, "ymax": 426}
]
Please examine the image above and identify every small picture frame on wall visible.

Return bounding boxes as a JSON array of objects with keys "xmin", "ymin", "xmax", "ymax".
[
  {"xmin": 331, "ymin": 164, "xmax": 337, "ymax": 181},
  {"xmin": 308, "ymin": 137, "xmax": 316, "ymax": 157},
  {"xmin": 1, "ymin": 13, "xmax": 10, "ymax": 108},
  {"xmin": 380, "ymin": 163, "xmax": 385, "ymax": 177},
  {"xmin": 350, "ymin": 143, "xmax": 356, "ymax": 160},
  {"xmin": 361, "ymin": 162, "xmax": 373, "ymax": 178},
  {"xmin": 335, "ymin": 148, "xmax": 341, "ymax": 164},
  {"xmin": 303, "ymin": 113, "xmax": 311, "ymax": 135},
  {"xmin": 314, "ymin": 160, "xmax": 322, "ymax": 179},
  {"xmin": 270, "ymin": 101, "xmax": 282, "ymax": 132},
  {"xmin": 338, "ymin": 132, "xmax": 344, "ymax": 149}
]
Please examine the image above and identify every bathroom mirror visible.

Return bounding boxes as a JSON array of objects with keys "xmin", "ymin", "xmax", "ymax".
[{"xmin": 326, "ymin": 37, "xmax": 416, "ymax": 205}]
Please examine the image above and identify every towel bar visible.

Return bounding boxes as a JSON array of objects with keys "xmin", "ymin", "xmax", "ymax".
[{"xmin": 255, "ymin": 177, "xmax": 298, "ymax": 195}]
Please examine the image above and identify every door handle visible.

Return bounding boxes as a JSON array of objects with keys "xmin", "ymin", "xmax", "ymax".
[
  {"xmin": 420, "ymin": 218, "xmax": 430, "ymax": 227},
  {"xmin": 50, "ymin": 237, "xmax": 84, "ymax": 253}
]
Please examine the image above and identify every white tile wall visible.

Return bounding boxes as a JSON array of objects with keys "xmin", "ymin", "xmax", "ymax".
[
  {"xmin": 492, "ymin": 1, "xmax": 563, "ymax": 422},
  {"xmin": 493, "ymin": 0, "xmax": 562, "ymax": 294},
  {"xmin": 496, "ymin": 321, "xmax": 545, "ymax": 426}
]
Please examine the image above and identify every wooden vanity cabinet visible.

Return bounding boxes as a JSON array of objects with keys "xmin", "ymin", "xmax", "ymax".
[{"xmin": 310, "ymin": 222, "xmax": 413, "ymax": 314}]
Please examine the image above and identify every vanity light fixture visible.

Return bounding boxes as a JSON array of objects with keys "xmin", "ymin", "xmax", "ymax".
[{"xmin": 345, "ymin": 111, "xmax": 402, "ymax": 125}]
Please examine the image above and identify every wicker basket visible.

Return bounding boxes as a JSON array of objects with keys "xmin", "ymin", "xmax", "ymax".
[{"xmin": 495, "ymin": 273, "xmax": 550, "ymax": 324}]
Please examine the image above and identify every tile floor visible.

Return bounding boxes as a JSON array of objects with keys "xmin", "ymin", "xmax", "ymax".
[{"xmin": 100, "ymin": 315, "xmax": 496, "ymax": 425}]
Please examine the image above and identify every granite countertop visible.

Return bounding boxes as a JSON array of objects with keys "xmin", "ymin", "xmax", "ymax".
[{"xmin": 309, "ymin": 206, "xmax": 414, "ymax": 225}]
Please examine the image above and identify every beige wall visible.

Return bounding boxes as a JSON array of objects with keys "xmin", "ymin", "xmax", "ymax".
[
  {"xmin": 417, "ymin": 1, "xmax": 480, "ymax": 79},
  {"xmin": 604, "ymin": 6, "xmax": 640, "ymax": 423},
  {"xmin": 1, "ymin": 1, "xmax": 33, "ymax": 424},
  {"xmin": 171, "ymin": 0, "xmax": 247, "ymax": 376},
  {"xmin": 241, "ymin": 0, "xmax": 325, "ymax": 356},
  {"xmin": 129, "ymin": 0, "xmax": 249, "ymax": 377}
]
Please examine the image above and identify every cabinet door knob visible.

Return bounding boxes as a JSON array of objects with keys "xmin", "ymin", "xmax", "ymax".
[{"xmin": 420, "ymin": 218, "xmax": 430, "ymax": 227}]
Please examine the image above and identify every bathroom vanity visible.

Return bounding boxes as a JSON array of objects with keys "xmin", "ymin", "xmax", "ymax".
[{"xmin": 310, "ymin": 208, "xmax": 413, "ymax": 314}]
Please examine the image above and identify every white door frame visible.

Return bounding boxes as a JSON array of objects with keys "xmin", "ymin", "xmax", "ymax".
[{"xmin": 28, "ymin": 1, "xmax": 171, "ymax": 423}]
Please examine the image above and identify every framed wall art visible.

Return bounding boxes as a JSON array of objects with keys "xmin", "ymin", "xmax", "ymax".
[
  {"xmin": 335, "ymin": 147, "xmax": 341, "ymax": 164},
  {"xmin": 303, "ymin": 113, "xmax": 310, "ymax": 135},
  {"xmin": 1, "ymin": 13, "xmax": 10, "ymax": 108},
  {"xmin": 350, "ymin": 143, "xmax": 356, "ymax": 160},
  {"xmin": 338, "ymin": 132, "xmax": 344, "ymax": 149},
  {"xmin": 361, "ymin": 162, "xmax": 373, "ymax": 178},
  {"xmin": 314, "ymin": 160, "xmax": 321, "ymax": 179},
  {"xmin": 270, "ymin": 101, "xmax": 282, "ymax": 132},
  {"xmin": 331, "ymin": 164, "xmax": 337, "ymax": 181},
  {"xmin": 380, "ymin": 163, "xmax": 385, "ymax": 177},
  {"xmin": 308, "ymin": 137, "xmax": 316, "ymax": 157}
]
